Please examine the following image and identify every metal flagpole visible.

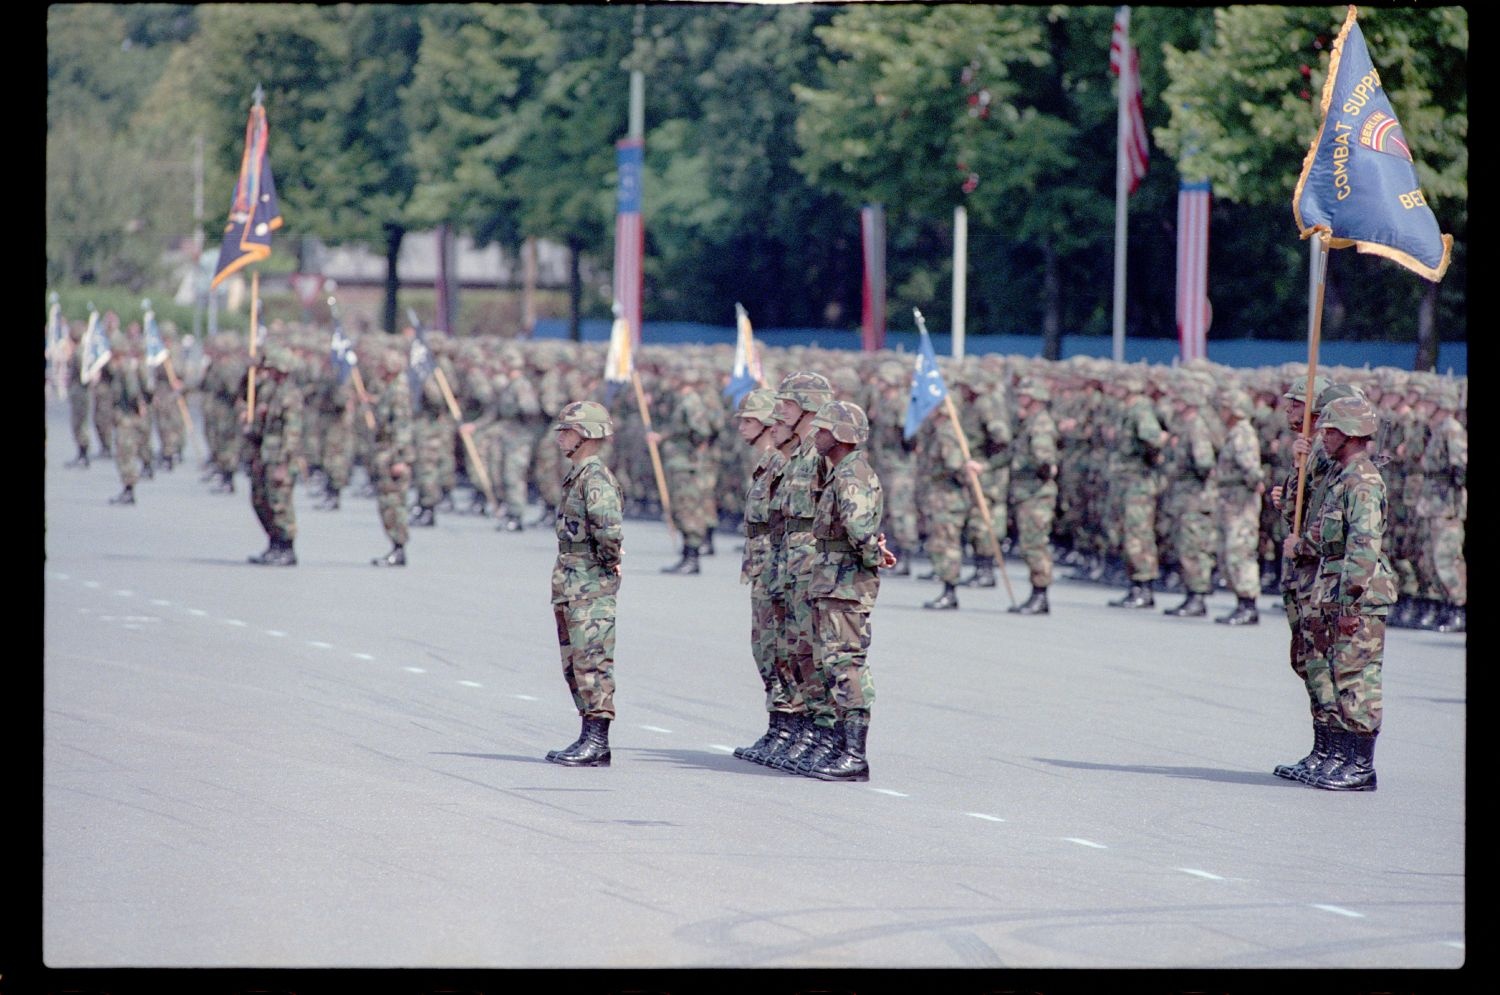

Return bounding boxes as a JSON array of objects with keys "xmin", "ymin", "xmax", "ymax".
[
  {"xmin": 1111, "ymin": 7, "xmax": 1131, "ymax": 363},
  {"xmin": 951, "ymin": 205, "xmax": 968, "ymax": 359}
]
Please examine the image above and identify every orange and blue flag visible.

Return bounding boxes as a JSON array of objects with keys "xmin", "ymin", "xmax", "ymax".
[
  {"xmin": 602, "ymin": 301, "xmax": 634, "ymax": 405},
  {"xmin": 212, "ymin": 98, "xmax": 283, "ymax": 290},
  {"xmin": 1293, "ymin": 5, "xmax": 1452, "ymax": 281},
  {"xmin": 723, "ymin": 302, "xmax": 763, "ymax": 407}
]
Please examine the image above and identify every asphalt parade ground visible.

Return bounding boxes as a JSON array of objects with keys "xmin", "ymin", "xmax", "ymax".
[{"xmin": 38, "ymin": 397, "xmax": 1467, "ymax": 979}]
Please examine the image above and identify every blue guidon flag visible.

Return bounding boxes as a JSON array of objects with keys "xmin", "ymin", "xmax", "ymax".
[
  {"xmin": 212, "ymin": 98, "xmax": 283, "ymax": 290},
  {"xmin": 903, "ymin": 310, "xmax": 949, "ymax": 441},
  {"xmin": 1293, "ymin": 5, "xmax": 1452, "ymax": 281},
  {"xmin": 143, "ymin": 301, "xmax": 167, "ymax": 369},
  {"xmin": 329, "ymin": 312, "xmax": 357, "ymax": 386},
  {"xmin": 406, "ymin": 308, "xmax": 436, "ymax": 396}
]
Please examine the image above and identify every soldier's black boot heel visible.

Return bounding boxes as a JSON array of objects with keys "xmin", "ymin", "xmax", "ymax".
[
  {"xmin": 551, "ymin": 717, "xmax": 611, "ymax": 767},
  {"xmin": 1310, "ymin": 731, "xmax": 1376, "ymax": 791},
  {"xmin": 1274, "ymin": 721, "xmax": 1330, "ymax": 781},
  {"xmin": 1009, "ymin": 586, "xmax": 1049, "ymax": 615},
  {"xmin": 1163, "ymin": 592, "xmax": 1208, "ymax": 617},
  {"xmin": 795, "ymin": 721, "xmax": 842, "ymax": 776},
  {"xmin": 1110, "ymin": 581, "xmax": 1154, "ymax": 608},
  {"xmin": 735, "ymin": 712, "xmax": 782, "ymax": 761},
  {"xmin": 547, "ymin": 717, "xmax": 589, "ymax": 762},
  {"xmin": 812, "ymin": 712, "xmax": 870, "ymax": 782},
  {"xmin": 923, "ymin": 583, "xmax": 959, "ymax": 610}
]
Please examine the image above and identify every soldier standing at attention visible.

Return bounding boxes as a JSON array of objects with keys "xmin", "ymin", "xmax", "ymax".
[
  {"xmin": 104, "ymin": 340, "xmax": 154, "ymax": 505},
  {"xmin": 1415, "ymin": 381, "xmax": 1466, "ymax": 632},
  {"xmin": 64, "ymin": 321, "xmax": 92, "ymax": 468},
  {"xmin": 730, "ymin": 388, "xmax": 801, "ymax": 764},
  {"xmin": 1214, "ymin": 388, "xmax": 1265, "ymax": 625},
  {"xmin": 1108, "ymin": 370, "xmax": 1168, "ymax": 608},
  {"xmin": 545, "ymin": 401, "xmax": 625, "ymax": 768},
  {"xmin": 244, "ymin": 343, "xmax": 303, "ymax": 566},
  {"xmin": 1007, "ymin": 378, "xmax": 1059, "ymax": 615},
  {"xmin": 1283, "ymin": 396, "xmax": 1395, "ymax": 791},
  {"xmin": 1160, "ymin": 380, "xmax": 1219, "ymax": 618},
  {"xmin": 805, "ymin": 400, "xmax": 896, "ymax": 781},
  {"xmin": 370, "ymin": 348, "xmax": 415, "ymax": 566},
  {"xmin": 651, "ymin": 366, "xmax": 718, "ymax": 575},
  {"xmin": 914, "ymin": 400, "xmax": 979, "ymax": 610}
]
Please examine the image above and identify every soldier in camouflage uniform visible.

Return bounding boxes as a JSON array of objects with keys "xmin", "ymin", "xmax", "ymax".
[
  {"xmin": 651, "ymin": 367, "xmax": 719, "ymax": 574},
  {"xmin": 493, "ymin": 348, "xmax": 546, "ymax": 531},
  {"xmin": 1415, "ymin": 381, "xmax": 1466, "ymax": 632},
  {"xmin": 1213, "ymin": 387, "xmax": 1265, "ymax": 625},
  {"xmin": 544, "ymin": 400, "xmax": 625, "ymax": 768},
  {"xmin": 244, "ymin": 343, "xmax": 303, "ymax": 566},
  {"xmin": 957, "ymin": 370, "xmax": 1011, "ymax": 589},
  {"xmin": 867, "ymin": 363, "xmax": 918, "ymax": 576},
  {"xmin": 1108, "ymin": 370, "xmax": 1168, "ymax": 608},
  {"xmin": 146, "ymin": 332, "xmax": 186, "ymax": 471},
  {"xmin": 89, "ymin": 313, "xmax": 119, "ymax": 459},
  {"xmin": 64, "ymin": 322, "xmax": 92, "ymax": 467},
  {"xmin": 529, "ymin": 355, "xmax": 571, "ymax": 524},
  {"xmin": 314, "ymin": 354, "xmax": 358, "ymax": 511},
  {"xmin": 1386, "ymin": 379, "xmax": 1426, "ymax": 626},
  {"xmin": 1007, "ymin": 378, "xmax": 1058, "ymax": 615},
  {"xmin": 1282, "ymin": 396, "xmax": 1395, "ymax": 791},
  {"xmin": 370, "ymin": 348, "xmax": 415, "ymax": 566},
  {"xmin": 761, "ymin": 371, "xmax": 840, "ymax": 773},
  {"xmin": 201, "ymin": 334, "xmax": 248, "ymax": 494},
  {"xmin": 103, "ymin": 341, "xmax": 154, "ymax": 505},
  {"xmin": 1160, "ymin": 380, "xmax": 1219, "ymax": 618},
  {"xmin": 731, "ymin": 388, "xmax": 802, "ymax": 764},
  {"xmin": 408, "ymin": 329, "xmax": 458, "ymax": 526},
  {"xmin": 914, "ymin": 400, "xmax": 978, "ymax": 610},
  {"xmin": 805, "ymin": 400, "xmax": 897, "ymax": 781}
]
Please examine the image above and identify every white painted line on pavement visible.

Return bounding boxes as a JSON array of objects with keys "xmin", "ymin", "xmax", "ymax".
[
  {"xmin": 53, "ymin": 573, "xmax": 69, "ymax": 581},
  {"xmin": 870, "ymin": 788, "xmax": 908, "ymax": 797},
  {"xmin": 265, "ymin": 630, "xmax": 287, "ymax": 638},
  {"xmin": 151, "ymin": 599, "xmax": 171, "ymax": 606},
  {"xmin": 83, "ymin": 581, "xmax": 100, "ymax": 588},
  {"xmin": 77, "ymin": 607, "xmax": 91, "ymax": 614},
  {"xmin": 225, "ymin": 619, "xmax": 247, "ymax": 627},
  {"xmin": 404, "ymin": 667, "xmax": 426, "ymax": 674},
  {"xmin": 966, "ymin": 812, "xmax": 1005, "ymax": 822},
  {"xmin": 708, "ymin": 744, "xmax": 735, "ymax": 753},
  {"xmin": 458, "ymin": 680, "xmax": 482, "ymax": 688},
  {"xmin": 639, "ymin": 725, "xmax": 672, "ymax": 733},
  {"xmin": 1444, "ymin": 941, "xmax": 1464, "ymax": 949},
  {"xmin": 1312, "ymin": 904, "xmax": 1364, "ymax": 919},
  {"xmin": 114, "ymin": 589, "xmax": 132, "ymax": 597},
  {"xmin": 1063, "ymin": 837, "xmax": 1107, "ymax": 849},
  {"xmin": 1178, "ymin": 868, "xmax": 1225, "ymax": 880},
  {"xmin": 352, "ymin": 652, "xmax": 374, "ymax": 660},
  {"xmin": 307, "ymin": 641, "xmax": 332, "ymax": 649},
  {"xmin": 187, "ymin": 608, "xmax": 207, "ymax": 616},
  {"xmin": 512, "ymin": 694, "xmax": 539, "ymax": 701}
]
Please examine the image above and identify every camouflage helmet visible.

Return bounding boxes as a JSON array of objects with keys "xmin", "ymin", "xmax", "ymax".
[
  {"xmin": 736, "ymin": 387, "xmax": 778, "ymax": 426},
  {"xmin": 1316, "ymin": 395, "xmax": 1378, "ymax": 438},
  {"xmin": 810, "ymin": 399, "xmax": 870, "ymax": 446},
  {"xmin": 1016, "ymin": 378, "xmax": 1051, "ymax": 403},
  {"xmin": 775, "ymin": 370, "xmax": 834, "ymax": 414},
  {"xmin": 1283, "ymin": 374, "xmax": 1331, "ymax": 404},
  {"xmin": 554, "ymin": 400, "xmax": 614, "ymax": 439},
  {"xmin": 1222, "ymin": 387, "xmax": 1255, "ymax": 420},
  {"xmin": 259, "ymin": 342, "xmax": 295, "ymax": 373},
  {"xmin": 1314, "ymin": 380, "xmax": 1362, "ymax": 413}
]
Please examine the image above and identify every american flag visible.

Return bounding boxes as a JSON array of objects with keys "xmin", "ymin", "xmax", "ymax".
[
  {"xmin": 613, "ymin": 138, "xmax": 644, "ymax": 347},
  {"xmin": 1176, "ymin": 181, "xmax": 1211, "ymax": 361},
  {"xmin": 1110, "ymin": 7, "xmax": 1149, "ymax": 195}
]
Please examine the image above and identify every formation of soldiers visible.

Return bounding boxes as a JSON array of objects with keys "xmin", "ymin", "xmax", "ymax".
[{"xmin": 52, "ymin": 314, "xmax": 1467, "ymax": 638}]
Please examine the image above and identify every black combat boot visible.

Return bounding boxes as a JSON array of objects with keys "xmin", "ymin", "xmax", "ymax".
[
  {"xmin": 261, "ymin": 539, "xmax": 297, "ymax": 566},
  {"xmin": 700, "ymin": 528, "xmax": 715, "ymax": 556},
  {"xmin": 246, "ymin": 538, "xmax": 279, "ymax": 564},
  {"xmin": 468, "ymin": 492, "xmax": 489, "ymax": 516},
  {"xmin": 1260, "ymin": 559, "xmax": 1281, "ymax": 593},
  {"xmin": 757, "ymin": 713, "xmax": 804, "ymax": 766},
  {"xmin": 550, "ymin": 717, "xmax": 611, "ymax": 767},
  {"xmin": 160, "ymin": 453, "xmax": 175, "ymax": 471},
  {"xmin": 1299, "ymin": 728, "xmax": 1352, "ymax": 784},
  {"xmin": 67, "ymin": 446, "xmax": 90, "ymax": 468},
  {"xmin": 211, "ymin": 470, "xmax": 235, "ymax": 494},
  {"xmin": 734, "ymin": 712, "xmax": 782, "ymax": 761},
  {"xmin": 1310, "ymin": 731, "xmax": 1377, "ymax": 791},
  {"xmin": 499, "ymin": 513, "xmax": 523, "ymax": 532},
  {"xmin": 546, "ymin": 716, "xmax": 590, "ymax": 762},
  {"xmin": 436, "ymin": 492, "xmax": 455, "ymax": 513},
  {"xmin": 372, "ymin": 544, "xmax": 407, "ymax": 567},
  {"xmin": 1435, "ymin": 604, "xmax": 1466, "ymax": 633},
  {"xmin": 660, "ymin": 544, "xmax": 701, "ymax": 575},
  {"xmin": 410, "ymin": 505, "xmax": 436, "ymax": 527},
  {"xmin": 1215, "ymin": 597, "xmax": 1259, "ymax": 626},
  {"xmin": 1110, "ymin": 581, "xmax": 1154, "ymax": 608},
  {"xmin": 1163, "ymin": 592, "xmax": 1208, "ymax": 617},
  {"xmin": 1413, "ymin": 598, "xmax": 1441, "ymax": 630},
  {"xmin": 108, "ymin": 484, "xmax": 136, "ymax": 505},
  {"xmin": 1008, "ymin": 586, "xmax": 1049, "ymax": 615},
  {"xmin": 1274, "ymin": 721, "xmax": 1331, "ymax": 781},
  {"xmin": 772, "ymin": 716, "xmax": 821, "ymax": 771},
  {"xmin": 794, "ymin": 721, "xmax": 843, "ymax": 776},
  {"xmin": 961, "ymin": 556, "xmax": 997, "ymax": 588},
  {"xmin": 923, "ymin": 583, "xmax": 960, "ymax": 610},
  {"xmin": 1388, "ymin": 597, "xmax": 1418, "ymax": 628},
  {"xmin": 811, "ymin": 711, "xmax": 870, "ymax": 782}
]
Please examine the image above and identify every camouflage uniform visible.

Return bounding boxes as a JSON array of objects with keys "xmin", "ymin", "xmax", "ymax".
[
  {"xmin": 868, "ymin": 371, "xmax": 918, "ymax": 571},
  {"xmin": 1109, "ymin": 377, "xmax": 1167, "ymax": 605},
  {"xmin": 245, "ymin": 348, "xmax": 304, "ymax": 558},
  {"xmin": 914, "ymin": 409, "xmax": 971, "ymax": 603},
  {"xmin": 1214, "ymin": 389, "xmax": 1265, "ymax": 622},
  {"xmin": 104, "ymin": 351, "xmax": 153, "ymax": 498},
  {"xmin": 371, "ymin": 357, "xmax": 415, "ymax": 558},
  {"xmin": 552, "ymin": 443, "xmax": 624, "ymax": 721},
  {"xmin": 1161, "ymin": 385, "xmax": 1219, "ymax": 615},
  {"xmin": 1008, "ymin": 381, "xmax": 1058, "ymax": 596},
  {"xmin": 657, "ymin": 373, "xmax": 719, "ymax": 567},
  {"xmin": 147, "ymin": 349, "xmax": 186, "ymax": 467},
  {"xmin": 318, "ymin": 375, "xmax": 358, "ymax": 503},
  {"xmin": 64, "ymin": 329, "xmax": 92, "ymax": 462},
  {"xmin": 958, "ymin": 375, "xmax": 1011, "ymax": 584},
  {"xmin": 410, "ymin": 348, "xmax": 458, "ymax": 519},
  {"xmin": 495, "ymin": 365, "xmax": 545, "ymax": 526},
  {"xmin": 1416, "ymin": 388, "xmax": 1467, "ymax": 629},
  {"xmin": 201, "ymin": 339, "xmax": 249, "ymax": 489}
]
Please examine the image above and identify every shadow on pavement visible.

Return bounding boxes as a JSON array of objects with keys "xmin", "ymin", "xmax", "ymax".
[
  {"xmin": 1034, "ymin": 756, "xmax": 1284, "ymax": 786},
  {"xmin": 629, "ymin": 747, "xmax": 790, "ymax": 776}
]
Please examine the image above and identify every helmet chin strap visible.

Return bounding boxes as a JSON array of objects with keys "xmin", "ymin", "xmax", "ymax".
[{"xmin": 560, "ymin": 432, "xmax": 584, "ymax": 458}]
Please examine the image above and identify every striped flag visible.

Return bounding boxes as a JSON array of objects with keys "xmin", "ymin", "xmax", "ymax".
[
  {"xmin": 613, "ymin": 138, "xmax": 645, "ymax": 347},
  {"xmin": 723, "ymin": 302, "xmax": 763, "ymax": 407},
  {"xmin": 602, "ymin": 301, "xmax": 634, "ymax": 405},
  {"xmin": 1175, "ymin": 181, "xmax": 1211, "ymax": 361},
  {"xmin": 860, "ymin": 204, "xmax": 886, "ymax": 351},
  {"xmin": 1110, "ymin": 7, "xmax": 1149, "ymax": 194}
]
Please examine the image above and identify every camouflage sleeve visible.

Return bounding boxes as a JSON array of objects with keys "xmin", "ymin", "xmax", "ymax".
[
  {"xmin": 1189, "ymin": 420, "xmax": 1215, "ymax": 477},
  {"xmin": 1332, "ymin": 471, "xmax": 1388, "ymax": 608},
  {"xmin": 280, "ymin": 388, "xmax": 304, "ymax": 464},
  {"xmin": 583, "ymin": 464, "xmax": 624, "ymax": 570},
  {"xmin": 1136, "ymin": 405, "xmax": 1166, "ymax": 450},
  {"xmin": 685, "ymin": 393, "xmax": 714, "ymax": 444},
  {"xmin": 837, "ymin": 459, "xmax": 886, "ymax": 569},
  {"xmin": 1031, "ymin": 412, "xmax": 1058, "ymax": 466}
]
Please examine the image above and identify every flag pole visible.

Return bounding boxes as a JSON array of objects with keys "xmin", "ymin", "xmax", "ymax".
[
  {"xmin": 1291, "ymin": 231, "xmax": 1330, "ymax": 536},
  {"xmin": 631, "ymin": 366, "xmax": 678, "ymax": 548},
  {"xmin": 330, "ymin": 293, "xmax": 377, "ymax": 432},
  {"xmin": 1111, "ymin": 11, "xmax": 1131, "ymax": 363},
  {"xmin": 915, "ymin": 309, "xmax": 1017, "ymax": 607},
  {"xmin": 951, "ymin": 205, "xmax": 968, "ymax": 359},
  {"xmin": 245, "ymin": 271, "xmax": 259, "ymax": 422},
  {"xmin": 431, "ymin": 364, "xmax": 498, "ymax": 514}
]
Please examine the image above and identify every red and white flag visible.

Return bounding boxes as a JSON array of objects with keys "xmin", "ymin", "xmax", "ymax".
[
  {"xmin": 860, "ymin": 204, "xmax": 886, "ymax": 352},
  {"xmin": 1176, "ymin": 181, "xmax": 1211, "ymax": 361},
  {"xmin": 1110, "ymin": 7, "xmax": 1149, "ymax": 194},
  {"xmin": 614, "ymin": 138, "xmax": 645, "ymax": 345}
]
